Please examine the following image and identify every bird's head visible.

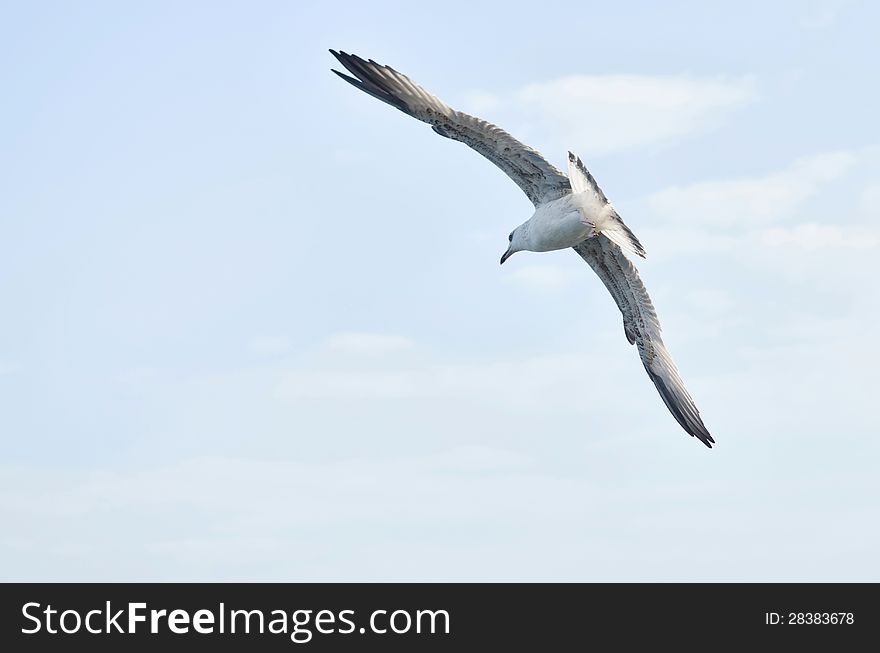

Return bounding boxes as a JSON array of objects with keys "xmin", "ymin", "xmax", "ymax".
[{"xmin": 500, "ymin": 226, "xmax": 525, "ymax": 265}]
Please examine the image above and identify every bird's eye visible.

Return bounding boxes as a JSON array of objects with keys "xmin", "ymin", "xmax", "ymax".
[{"xmin": 508, "ymin": 232, "xmax": 514, "ymax": 242}]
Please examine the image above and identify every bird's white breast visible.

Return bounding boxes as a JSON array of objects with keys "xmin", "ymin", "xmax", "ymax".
[{"xmin": 525, "ymin": 194, "xmax": 596, "ymax": 252}]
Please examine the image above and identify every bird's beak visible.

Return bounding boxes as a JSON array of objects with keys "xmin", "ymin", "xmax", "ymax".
[{"xmin": 500, "ymin": 247, "xmax": 513, "ymax": 265}]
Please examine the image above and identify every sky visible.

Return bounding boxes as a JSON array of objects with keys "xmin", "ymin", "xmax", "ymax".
[{"xmin": 1, "ymin": 0, "xmax": 879, "ymax": 581}]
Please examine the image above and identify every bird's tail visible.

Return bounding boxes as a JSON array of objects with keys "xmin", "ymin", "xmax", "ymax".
[{"xmin": 594, "ymin": 208, "xmax": 647, "ymax": 259}]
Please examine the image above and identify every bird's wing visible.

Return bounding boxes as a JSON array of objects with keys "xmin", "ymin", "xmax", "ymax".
[
  {"xmin": 330, "ymin": 50, "xmax": 571, "ymax": 207},
  {"xmin": 567, "ymin": 151, "xmax": 646, "ymax": 258},
  {"xmin": 573, "ymin": 236, "xmax": 713, "ymax": 447}
]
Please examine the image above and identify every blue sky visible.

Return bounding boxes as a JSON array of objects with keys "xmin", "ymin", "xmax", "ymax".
[{"xmin": 1, "ymin": 0, "xmax": 878, "ymax": 580}]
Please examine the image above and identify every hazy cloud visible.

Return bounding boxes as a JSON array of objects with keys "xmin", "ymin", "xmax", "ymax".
[
  {"xmin": 468, "ymin": 74, "xmax": 756, "ymax": 155},
  {"xmin": 275, "ymin": 350, "xmax": 623, "ymax": 409},
  {"xmin": 759, "ymin": 223, "xmax": 879, "ymax": 251},
  {"xmin": 648, "ymin": 151, "xmax": 857, "ymax": 226},
  {"xmin": 859, "ymin": 183, "xmax": 880, "ymax": 215}
]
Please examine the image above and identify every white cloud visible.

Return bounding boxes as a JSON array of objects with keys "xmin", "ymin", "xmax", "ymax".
[
  {"xmin": 324, "ymin": 332, "xmax": 414, "ymax": 355},
  {"xmin": 634, "ymin": 149, "xmax": 880, "ymax": 295},
  {"xmin": 759, "ymin": 223, "xmax": 879, "ymax": 251},
  {"xmin": 468, "ymin": 74, "xmax": 756, "ymax": 155},
  {"xmin": 643, "ymin": 221, "xmax": 879, "ymax": 262},
  {"xmin": 275, "ymin": 352, "xmax": 603, "ymax": 407},
  {"xmin": 3, "ymin": 440, "xmax": 878, "ymax": 581},
  {"xmin": 648, "ymin": 151, "xmax": 857, "ymax": 227},
  {"xmin": 6, "ymin": 302, "xmax": 878, "ymax": 583},
  {"xmin": 859, "ymin": 183, "xmax": 880, "ymax": 215},
  {"xmin": 0, "ymin": 450, "xmax": 575, "ymax": 580}
]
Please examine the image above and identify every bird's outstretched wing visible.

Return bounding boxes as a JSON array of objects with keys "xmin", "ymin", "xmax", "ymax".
[
  {"xmin": 330, "ymin": 50, "xmax": 571, "ymax": 207},
  {"xmin": 567, "ymin": 151, "xmax": 646, "ymax": 259},
  {"xmin": 574, "ymin": 236, "xmax": 714, "ymax": 447}
]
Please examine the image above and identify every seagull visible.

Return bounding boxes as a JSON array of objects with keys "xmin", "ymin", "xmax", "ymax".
[{"xmin": 330, "ymin": 50, "xmax": 714, "ymax": 448}]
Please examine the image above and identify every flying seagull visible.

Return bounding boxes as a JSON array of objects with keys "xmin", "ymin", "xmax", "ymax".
[{"xmin": 330, "ymin": 50, "xmax": 714, "ymax": 448}]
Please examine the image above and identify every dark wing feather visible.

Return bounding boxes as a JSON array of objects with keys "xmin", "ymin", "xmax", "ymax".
[
  {"xmin": 573, "ymin": 236, "xmax": 714, "ymax": 447},
  {"xmin": 330, "ymin": 50, "xmax": 570, "ymax": 206}
]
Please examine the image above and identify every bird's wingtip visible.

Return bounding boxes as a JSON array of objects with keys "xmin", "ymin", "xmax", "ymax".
[{"xmin": 694, "ymin": 427, "xmax": 715, "ymax": 448}]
